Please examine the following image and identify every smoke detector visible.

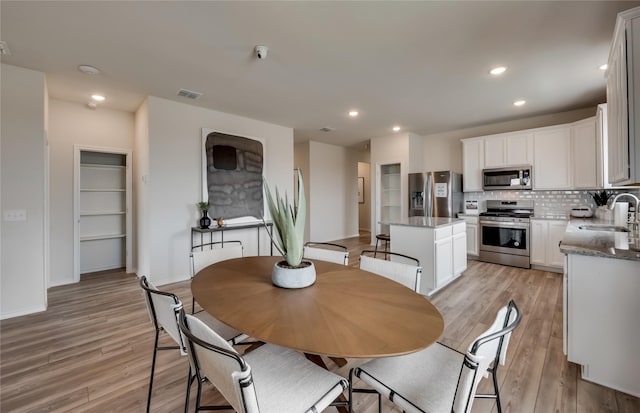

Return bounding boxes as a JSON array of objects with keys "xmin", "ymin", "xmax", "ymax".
[
  {"xmin": 319, "ymin": 127, "xmax": 335, "ymax": 133},
  {"xmin": 254, "ymin": 45, "xmax": 268, "ymax": 60}
]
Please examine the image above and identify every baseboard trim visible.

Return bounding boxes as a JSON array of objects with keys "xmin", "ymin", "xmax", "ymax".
[{"xmin": 1, "ymin": 304, "xmax": 47, "ymax": 320}]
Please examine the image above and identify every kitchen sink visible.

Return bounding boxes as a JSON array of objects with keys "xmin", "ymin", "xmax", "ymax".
[{"xmin": 578, "ymin": 224, "xmax": 629, "ymax": 233}]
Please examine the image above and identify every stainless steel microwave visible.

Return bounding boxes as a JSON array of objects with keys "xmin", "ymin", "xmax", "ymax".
[{"xmin": 482, "ymin": 166, "xmax": 532, "ymax": 190}]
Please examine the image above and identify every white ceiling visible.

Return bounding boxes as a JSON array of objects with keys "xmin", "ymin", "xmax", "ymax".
[{"xmin": 2, "ymin": 1, "xmax": 639, "ymax": 148}]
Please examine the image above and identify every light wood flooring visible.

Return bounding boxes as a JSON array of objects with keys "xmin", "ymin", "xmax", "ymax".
[{"xmin": 1, "ymin": 232, "xmax": 638, "ymax": 412}]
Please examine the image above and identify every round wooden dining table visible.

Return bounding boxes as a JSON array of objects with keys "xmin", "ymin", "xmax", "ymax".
[{"xmin": 191, "ymin": 255, "xmax": 445, "ymax": 358}]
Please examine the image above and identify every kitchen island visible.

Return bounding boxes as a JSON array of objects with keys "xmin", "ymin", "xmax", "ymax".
[
  {"xmin": 559, "ymin": 220, "xmax": 640, "ymax": 397},
  {"xmin": 383, "ymin": 217, "xmax": 466, "ymax": 296}
]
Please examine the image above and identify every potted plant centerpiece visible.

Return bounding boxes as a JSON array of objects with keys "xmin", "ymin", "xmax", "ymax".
[
  {"xmin": 197, "ymin": 201, "xmax": 211, "ymax": 229},
  {"xmin": 263, "ymin": 169, "xmax": 315, "ymax": 288}
]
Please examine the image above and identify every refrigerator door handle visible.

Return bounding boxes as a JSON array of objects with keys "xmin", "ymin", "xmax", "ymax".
[{"xmin": 425, "ymin": 174, "xmax": 433, "ymax": 217}]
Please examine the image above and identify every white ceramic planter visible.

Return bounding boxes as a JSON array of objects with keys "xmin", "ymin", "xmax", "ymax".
[
  {"xmin": 272, "ymin": 260, "xmax": 316, "ymax": 289},
  {"xmin": 595, "ymin": 206, "xmax": 614, "ymax": 222}
]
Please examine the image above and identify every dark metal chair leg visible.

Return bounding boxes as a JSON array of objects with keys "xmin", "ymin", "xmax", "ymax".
[
  {"xmin": 184, "ymin": 367, "xmax": 196, "ymax": 413},
  {"xmin": 146, "ymin": 330, "xmax": 160, "ymax": 413},
  {"xmin": 377, "ymin": 392, "xmax": 381, "ymax": 413},
  {"xmin": 493, "ymin": 367, "xmax": 502, "ymax": 413},
  {"xmin": 191, "ymin": 296, "xmax": 196, "ymax": 314},
  {"xmin": 195, "ymin": 376, "xmax": 203, "ymax": 413},
  {"xmin": 348, "ymin": 369, "xmax": 354, "ymax": 413}
]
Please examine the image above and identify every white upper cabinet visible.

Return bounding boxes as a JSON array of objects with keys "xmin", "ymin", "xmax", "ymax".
[
  {"xmin": 534, "ymin": 125, "xmax": 572, "ymax": 190},
  {"xmin": 607, "ymin": 7, "xmax": 640, "ymax": 185},
  {"xmin": 571, "ymin": 117, "xmax": 597, "ymax": 189},
  {"xmin": 484, "ymin": 132, "xmax": 533, "ymax": 168},
  {"xmin": 462, "ymin": 138, "xmax": 484, "ymax": 192},
  {"xmin": 462, "ymin": 115, "xmax": 603, "ymax": 191},
  {"xmin": 484, "ymin": 135, "xmax": 506, "ymax": 168},
  {"xmin": 505, "ymin": 132, "xmax": 534, "ymax": 166},
  {"xmin": 596, "ymin": 104, "xmax": 610, "ymax": 188}
]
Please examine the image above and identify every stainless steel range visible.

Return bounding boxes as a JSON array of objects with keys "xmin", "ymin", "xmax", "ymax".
[{"xmin": 479, "ymin": 200, "xmax": 534, "ymax": 269}]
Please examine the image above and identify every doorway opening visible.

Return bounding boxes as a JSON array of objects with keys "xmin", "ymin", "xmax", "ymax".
[{"xmin": 73, "ymin": 146, "xmax": 132, "ymax": 281}]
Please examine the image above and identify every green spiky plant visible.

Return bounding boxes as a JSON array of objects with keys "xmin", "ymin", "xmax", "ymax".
[
  {"xmin": 589, "ymin": 190, "xmax": 611, "ymax": 207},
  {"xmin": 262, "ymin": 169, "xmax": 306, "ymax": 267},
  {"xmin": 196, "ymin": 201, "xmax": 209, "ymax": 211}
]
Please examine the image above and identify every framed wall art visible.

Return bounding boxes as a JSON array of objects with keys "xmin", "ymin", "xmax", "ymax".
[{"xmin": 201, "ymin": 129, "xmax": 265, "ymax": 221}]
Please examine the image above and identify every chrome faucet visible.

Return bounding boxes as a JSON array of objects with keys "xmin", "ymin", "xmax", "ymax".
[{"xmin": 608, "ymin": 193, "xmax": 640, "ymax": 231}]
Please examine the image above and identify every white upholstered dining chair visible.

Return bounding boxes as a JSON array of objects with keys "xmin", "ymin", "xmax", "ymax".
[
  {"xmin": 139, "ymin": 276, "xmax": 248, "ymax": 413},
  {"xmin": 350, "ymin": 300, "xmax": 521, "ymax": 413},
  {"xmin": 303, "ymin": 241, "xmax": 349, "ymax": 265},
  {"xmin": 190, "ymin": 240, "xmax": 243, "ymax": 313},
  {"xmin": 178, "ymin": 309, "xmax": 349, "ymax": 413},
  {"xmin": 359, "ymin": 250, "xmax": 422, "ymax": 292}
]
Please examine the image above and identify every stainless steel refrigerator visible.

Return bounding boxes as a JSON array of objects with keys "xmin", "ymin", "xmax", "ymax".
[{"xmin": 408, "ymin": 171, "xmax": 463, "ymax": 217}]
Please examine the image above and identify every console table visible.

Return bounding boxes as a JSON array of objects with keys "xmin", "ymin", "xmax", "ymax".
[{"xmin": 191, "ymin": 221, "xmax": 273, "ymax": 255}]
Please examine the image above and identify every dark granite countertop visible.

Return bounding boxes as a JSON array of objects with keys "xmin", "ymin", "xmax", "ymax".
[{"xmin": 559, "ymin": 219, "xmax": 640, "ymax": 261}]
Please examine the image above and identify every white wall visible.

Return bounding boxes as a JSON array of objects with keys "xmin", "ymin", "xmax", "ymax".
[
  {"xmin": 307, "ymin": 141, "xmax": 359, "ymax": 241},
  {"xmin": 421, "ymin": 106, "xmax": 597, "ymax": 173},
  {"xmin": 369, "ymin": 132, "xmax": 410, "ymax": 242},
  {"xmin": 1, "ymin": 64, "xmax": 47, "ymax": 319},
  {"xmin": 294, "ymin": 141, "xmax": 311, "ymax": 241},
  {"xmin": 134, "ymin": 99, "xmax": 150, "ymax": 278},
  {"xmin": 140, "ymin": 96, "xmax": 294, "ymax": 285},
  {"xmin": 48, "ymin": 99, "xmax": 134, "ymax": 286}
]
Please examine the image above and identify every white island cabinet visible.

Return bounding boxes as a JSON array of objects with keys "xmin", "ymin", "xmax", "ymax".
[{"xmin": 388, "ymin": 217, "xmax": 467, "ymax": 296}]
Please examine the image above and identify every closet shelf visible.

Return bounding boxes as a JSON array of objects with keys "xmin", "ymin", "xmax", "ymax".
[
  {"xmin": 80, "ymin": 211, "xmax": 126, "ymax": 216},
  {"xmin": 80, "ymin": 234, "xmax": 126, "ymax": 241},
  {"xmin": 80, "ymin": 188, "xmax": 126, "ymax": 192},
  {"xmin": 80, "ymin": 163, "xmax": 126, "ymax": 170}
]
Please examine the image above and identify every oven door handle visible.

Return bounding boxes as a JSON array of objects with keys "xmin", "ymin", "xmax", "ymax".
[{"xmin": 480, "ymin": 220, "xmax": 529, "ymax": 229}]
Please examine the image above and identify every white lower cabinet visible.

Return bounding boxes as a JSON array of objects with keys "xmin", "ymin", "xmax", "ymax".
[
  {"xmin": 435, "ymin": 237, "xmax": 453, "ymax": 287},
  {"xmin": 459, "ymin": 215, "xmax": 479, "ymax": 257},
  {"xmin": 452, "ymin": 231, "xmax": 467, "ymax": 275},
  {"xmin": 390, "ymin": 222, "xmax": 467, "ymax": 296},
  {"xmin": 565, "ymin": 253, "xmax": 640, "ymax": 397},
  {"xmin": 530, "ymin": 219, "xmax": 568, "ymax": 271}
]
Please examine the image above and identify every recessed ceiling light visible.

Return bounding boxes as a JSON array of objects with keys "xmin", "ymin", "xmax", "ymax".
[
  {"xmin": 91, "ymin": 94, "xmax": 105, "ymax": 101},
  {"xmin": 513, "ymin": 100, "xmax": 526, "ymax": 107},
  {"xmin": 78, "ymin": 65, "xmax": 101, "ymax": 75},
  {"xmin": 348, "ymin": 110, "xmax": 359, "ymax": 117},
  {"xmin": 599, "ymin": 64, "xmax": 608, "ymax": 71},
  {"xmin": 489, "ymin": 66, "xmax": 507, "ymax": 75},
  {"xmin": 392, "ymin": 126, "xmax": 401, "ymax": 132}
]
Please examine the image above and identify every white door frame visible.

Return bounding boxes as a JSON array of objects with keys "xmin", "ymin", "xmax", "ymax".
[{"xmin": 73, "ymin": 145, "xmax": 132, "ymax": 282}]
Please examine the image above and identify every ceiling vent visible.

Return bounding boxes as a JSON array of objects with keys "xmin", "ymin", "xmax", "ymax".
[
  {"xmin": 177, "ymin": 88, "xmax": 203, "ymax": 100},
  {"xmin": 319, "ymin": 127, "xmax": 335, "ymax": 133},
  {"xmin": 0, "ymin": 41, "xmax": 11, "ymax": 56}
]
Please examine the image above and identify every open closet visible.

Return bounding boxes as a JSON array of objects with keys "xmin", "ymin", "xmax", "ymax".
[{"xmin": 74, "ymin": 146, "xmax": 132, "ymax": 280}]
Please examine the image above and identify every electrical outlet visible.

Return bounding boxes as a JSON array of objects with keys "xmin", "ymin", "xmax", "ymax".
[{"xmin": 3, "ymin": 209, "xmax": 27, "ymax": 221}]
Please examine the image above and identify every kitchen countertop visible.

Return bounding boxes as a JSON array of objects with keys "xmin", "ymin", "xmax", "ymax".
[
  {"xmin": 381, "ymin": 216, "xmax": 465, "ymax": 228},
  {"xmin": 531, "ymin": 215, "xmax": 570, "ymax": 220},
  {"xmin": 559, "ymin": 219, "xmax": 640, "ymax": 261},
  {"xmin": 457, "ymin": 213, "xmax": 479, "ymax": 218}
]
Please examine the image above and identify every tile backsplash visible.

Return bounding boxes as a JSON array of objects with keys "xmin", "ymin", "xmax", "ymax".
[{"xmin": 464, "ymin": 188, "xmax": 640, "ymax": 218}]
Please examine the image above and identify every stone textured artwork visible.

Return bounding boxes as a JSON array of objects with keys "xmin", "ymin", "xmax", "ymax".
[{"xmin": 204, "ymin": 131, "xmax": 263, "ymax": 220}]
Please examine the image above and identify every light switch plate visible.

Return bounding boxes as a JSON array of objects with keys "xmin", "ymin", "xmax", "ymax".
[{"xmin": 4, "ymin": 209, "xmax": 27, "ymax": 221}]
